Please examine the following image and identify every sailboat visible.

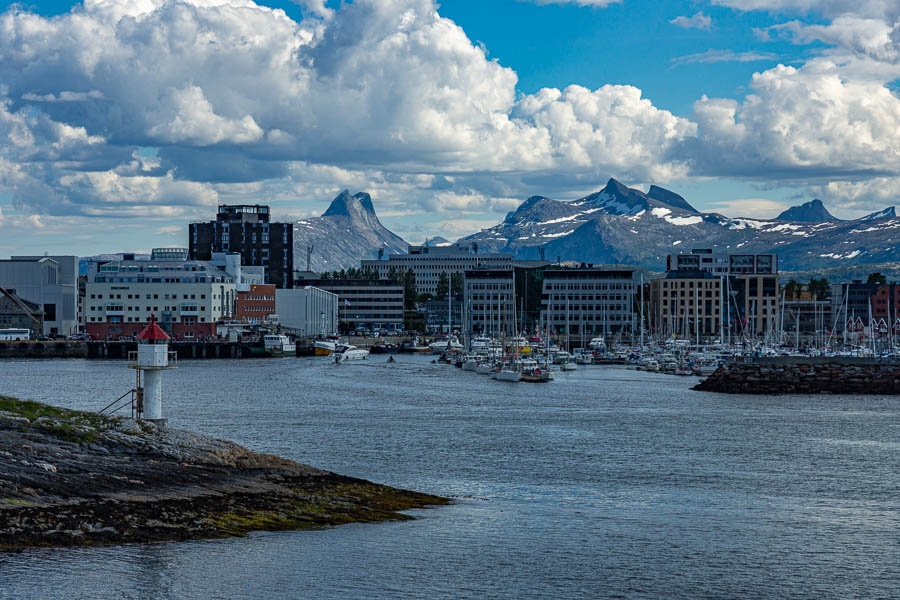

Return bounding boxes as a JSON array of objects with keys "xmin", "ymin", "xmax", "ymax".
[{"xmin": 560, "ymin": 298, "xmax": 577, "ymax": 371}]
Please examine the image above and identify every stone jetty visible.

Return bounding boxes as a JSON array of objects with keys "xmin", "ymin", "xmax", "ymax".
[
  {"xmin": 693, "ymin": 358, "xmax": 900, "ymax": 395},
  {"xmin": 0, "ymin": 395, "xmax": 447, "ymax": 551}
]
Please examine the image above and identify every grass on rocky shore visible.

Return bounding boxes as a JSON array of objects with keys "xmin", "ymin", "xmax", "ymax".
[{"xmin": 0, "ymin": 394, "xmax": 126, "ymax": 444}]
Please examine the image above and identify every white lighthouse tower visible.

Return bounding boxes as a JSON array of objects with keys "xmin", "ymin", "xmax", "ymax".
[{"xmin": 130, "ymin": 314, "xmax": 176, "ymax": 425}]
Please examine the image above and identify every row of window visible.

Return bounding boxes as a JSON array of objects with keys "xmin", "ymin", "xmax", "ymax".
[
  {"xmin": 91, "ymin": 293, "xmax": 208, "ymax": 300},
  {"xmin": 90, "ymin": 316, "xmax": 207, "ymax": 323}
]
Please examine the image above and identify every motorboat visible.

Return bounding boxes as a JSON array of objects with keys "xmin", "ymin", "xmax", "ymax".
[
  {"xmin": 520, "ymin": 359, "xmax": 553, "ymax": 382},
  {"xmin": 333, "ymin": 344, "xmax": 369, "ymax": 363},
  {"xmin": 429, "ymin": 336, "xmax": 464, "ymax": 354},
  {"xmin": 574, "ymin": 349, "xmax": 593, "ymax": 365},
  {"xmin": 263, "ymin": 334, "xmax": 296, "ymax": 356},
  {"xmin": 560, "ymin": 360, "xmax": 578, "ymax": 371}
]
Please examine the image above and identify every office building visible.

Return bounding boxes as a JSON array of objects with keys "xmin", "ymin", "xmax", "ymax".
[
  {"xmin": 296, "ymin": 276, "xmax": 404, "ymax": 331},
  {"xmin": 540, "ymin": 267, "xmax": 636, "ymax": 336},
  {"xmin": 362, "ymin": 243, "xmax": 513, "ymax": 296},
  {"xmin": 189, "ymin": 204, "xmax": 294, "ymax": 288},
  {"xmin": 667, "ymin": 249, "xmax": 778, "ymax": 276},
  {"xmin": 84, "ymin": 257, "xmax": 237, "ymax": 340},
  {"xmin": 235, "ymin": 284, "xmax": 277, "ymax": 324}
]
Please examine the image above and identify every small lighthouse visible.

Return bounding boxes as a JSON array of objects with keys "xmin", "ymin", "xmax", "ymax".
[{"xmin": 130, "ymin": 314, "xmax": 176, "ymax": 425}]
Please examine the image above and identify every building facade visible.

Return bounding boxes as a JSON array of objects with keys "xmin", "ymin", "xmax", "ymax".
[
  {"xmin": 870, "ymin": 283, "xmax": 900, "ymax": 325},
  {"xmin": 84, "ymin": 258, "xmax": 236, "ymax": 340},
  {"xmin": 650, "ymin": 271, "xmax": 722, "ymax": 337},
  {"xmin": 425, "ymin": 298, "xmax": 463, "ymax": 334},
  {"xmin": 540, "ymin": 268, "xmax": 636, "ymax": 336},
  {"xmin": 236, "ymin": 284, "xmax": 277, "ymax": 324},
  {"xmin": 666, "ymin": 249, "xmax": 778, "ymax": 276},
  {"xmin": 296, "ymin": 278, "xmax": 404, "ymax": 331},
  {"xmin": 0, "ymin": 291, "xmax": 43, "ymax": 336},
  {"xmin": 0, "ymin": 256, "xmax": 79, "ymax": 336},
  {"xmin": 463, "ymin": 270, "xmax": 515, "ymax": 336},
  {"xmin": 275, "ymin": 287, "xmax": 338, "ymax": 337},
  {"xmin": 362, "ymin": 243, "xmax": 513, "ymax": 296},
  {"xmin": 189, "ymin": 204, "xmax": 294, "ymax": 288}
]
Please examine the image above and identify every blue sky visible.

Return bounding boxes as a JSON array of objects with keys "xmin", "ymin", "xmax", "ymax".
[{"xmin": 0, "ymin": 0, "xmax": 898, "ymax": 256}]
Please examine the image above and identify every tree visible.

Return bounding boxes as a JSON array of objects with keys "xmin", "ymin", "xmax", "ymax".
[
  {"xmin": 867, "ymin": 272, "xmax": 887, "ymax": 286},
  {"xmin": 435, "ymin": 272, "xmax": 449, "ymax": 300},
  {"xmin": 808, "ymin": 277, "xmax": 830, "ymax": 300},
  {"xmin": 403, "ymin": 269, "xmax": 417, "ymax": 310},
  {"xmin": 450, "ymin": 272, "xmax": 464, "ymax": 298},
  {"xmin": 783, "ymin": 279, "xmax": 801, "ymax": 300}
]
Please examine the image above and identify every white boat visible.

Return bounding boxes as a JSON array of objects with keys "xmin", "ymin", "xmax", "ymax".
[
  {"xmin": 588, "ymin": 336, "xmax": 607, "ymax": 351},
  {"xmin": 263, "ymin": 334, "xmax": 296, "ymax": 356},
  {"xmin": 492, "ymin": 368, "xmax": 522, "ymax": 382},
  {"xmin": 462, "ymin": 356, "xmax": 478, "ymax": 371},
  {"xmin": 429, "ymin": 336, "xmax": 464, "ymax": 354},
  {"xmin": 645, "ymin": 359, "xmax": 660, "ymax": 372},
  {"xmin": 333, "ymin": 344, "xmax": 369, "ymax": 363},
  {"xmin": 475, "ymin": 362, "xmax": 495, "ymax": 375},
  {"xmin": 560, "ymin": 361, "xmax": 578, "ymax": 371}
]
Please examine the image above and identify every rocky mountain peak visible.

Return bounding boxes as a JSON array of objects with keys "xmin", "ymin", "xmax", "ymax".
[
  {"xmin": 647, "ymin": 185, "xmax": 698, "ymax": 214},
  {"xmin": 776, "ymin": 199, "xmax": 838, "ymax": 222},
  {"xmin": 322, "ymin": 190, "xmax": 377, "ymax": 219},
  {"xmin": 860, "ymin": 207, "xmax": 896, "ymax": 221}
]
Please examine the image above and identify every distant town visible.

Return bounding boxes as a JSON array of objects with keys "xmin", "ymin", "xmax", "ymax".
[{"xmin": 1, "ymin": 202, "xmax": 897, "ymax": 354}]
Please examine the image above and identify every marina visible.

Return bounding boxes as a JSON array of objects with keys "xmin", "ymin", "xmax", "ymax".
[{"xmin": 1, "ymin": 356, "xmax": 898, "ymax": 598}]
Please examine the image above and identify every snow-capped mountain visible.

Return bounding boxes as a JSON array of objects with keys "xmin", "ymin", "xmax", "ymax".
[
  {"xmin": 294, "ymin": 190, "xmax": 408, "ymax": 272},
  {"xmin": 459, "ymin": 178, "xmax": 900, "ymax": 272}
]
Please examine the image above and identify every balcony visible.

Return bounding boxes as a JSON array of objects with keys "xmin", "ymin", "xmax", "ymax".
[
  {"xmin": 105, "ymin": 304, "xmax": 124, "ymax": 314},
  {"xmin": 180, "ymin": 303, "xmax": 199, "ymax": 314}
]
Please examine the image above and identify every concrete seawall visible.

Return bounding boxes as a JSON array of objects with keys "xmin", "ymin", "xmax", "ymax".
[{"xmin": 694, "ymin": 359, "xmax": 900, "ymax": 395}]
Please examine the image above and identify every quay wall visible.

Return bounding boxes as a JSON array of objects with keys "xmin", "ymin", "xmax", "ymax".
[
  {"xmin": 694, "ymin": 359, "xmax": 900, "ymax": 395},
  {"xmin": 0, "ymin": 341, "xmax": 88, "ymax": 359}
]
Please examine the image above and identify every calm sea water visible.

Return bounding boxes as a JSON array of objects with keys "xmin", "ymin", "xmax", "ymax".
[{"xmin": 0, "ymin": 355, "xmax": 898, "ymax": 599}]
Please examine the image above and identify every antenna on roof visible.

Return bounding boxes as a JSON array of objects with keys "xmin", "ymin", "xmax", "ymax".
[{"xmin": 306, "ymin": 246, "xmax": 313, "ymax": 272}]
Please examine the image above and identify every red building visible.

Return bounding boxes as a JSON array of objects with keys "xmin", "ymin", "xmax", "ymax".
[
  {"xmin": 871, "ymin": 283, "xmax": 900, "ymax": 323},
  {"xmin": 236, "ymin": 284, "xmax": 276, "ymax": 323}
]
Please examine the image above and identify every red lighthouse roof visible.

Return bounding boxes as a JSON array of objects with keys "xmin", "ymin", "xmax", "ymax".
[{"xmin": 136, "ymin": 314, "xmax": 170, "ymax": 341}]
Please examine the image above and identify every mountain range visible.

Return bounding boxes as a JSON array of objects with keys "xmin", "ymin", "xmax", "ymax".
[
  {"xmin": 292, "ymin": 180, "xmax": 899, "ymax": 276},
  {"xmin": 458, "ymin": 178, "xmax": 900, "ymax": 273}
]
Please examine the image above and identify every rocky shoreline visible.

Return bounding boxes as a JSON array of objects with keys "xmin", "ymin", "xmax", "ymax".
[
  {"xmin": 693, "ymin": 360, "xmax": 900, "ymax": 395},
  {"xmin": 0, "ymin": 395, "xmax": 448, "ymax": 551}
]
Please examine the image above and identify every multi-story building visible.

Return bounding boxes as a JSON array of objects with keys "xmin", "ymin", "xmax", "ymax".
[
  {"xmin": 650, "ymin": 270, "xmax": 722, "ymax": 337},
  {"xmin": 236, "ymin": 284, "xmax": 277, "ymax": 324},
  {"xmin": 189, "ymin": 204, "xmax": 294, "ymax": 288},
  {"xmin": 362, "ymin": 243, "xmax": 513, "ymax": 296},
  {"xmin": 275, "ymin": 287, "xmax": 338, "ymax": 337},
  {"xmin": 540, "ymin": 267, "xmax": 636, "ymax": 336},
  {"xmin": 667, "ymin": 248, "xmax": 778, "ymax": 276},
  {"xmin": 731, "ymin": 273, "xmax": 780, "ymax": 337},
  {"xmin": 425, "ymin": 298, "xmax": 463, "ymax": 334},
  {"xmin": 295, "ymin": 277, "xmax": 404, "ymax": 331},
  {"xmin": 84, "ymin": 258, "xmax": 237, "ymax": 340},
  {"xmin": 666, "ymin": 249, "xmax": 779, "ymax": 339},
  {"xmin": 0, "ymin": 255, "xmax": 79, "ymax": 336},
  {"xmin": 782, "ymin": 299, "xmax": 832, "ymax": 337},
  {"xmin": 463, "ymin": 269, "xmax": 515, "ymax": 336},
  {"xmin": 0, "ymin": 290, "xmax": 43, "ymax": 336},
  {"xmin": 151, "ymin": 247, "xmax": 188, "ymax": 261}
]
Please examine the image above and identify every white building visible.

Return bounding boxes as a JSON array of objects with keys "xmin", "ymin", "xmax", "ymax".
[
  {"xmin": 362, "ymin": 243, "xmax": 513, "ymax": 296},
  {"xmin": 0, "ymin": 255, "xmax": 79, "ymax": 336},
  {"xmin": 84, "ymin": 258, "xmax": 236, "ymax": 340},
  {"xmin": 541, "ymin": 267, "xmax": 636, "ymax": 336},
  {"xmin": 275, "ymin": 286, "xmax": 338, "ymax": 337}
]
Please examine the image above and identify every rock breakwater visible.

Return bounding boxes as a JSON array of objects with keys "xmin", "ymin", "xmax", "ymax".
[
  {"xmin": 693, "ymin": 359, "xmax": 900, "ymax": 395},
  {"xmin": 0, "ymin": 395, "xmax": 448, "ymax": 551}
]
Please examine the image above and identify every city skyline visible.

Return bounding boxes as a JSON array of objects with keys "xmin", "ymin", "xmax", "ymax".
[{"xmin": 1, "ymin": 0, "xmax": 899, "ymax": 257}]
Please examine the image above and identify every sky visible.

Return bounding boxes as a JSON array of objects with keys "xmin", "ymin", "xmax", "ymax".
[{"xmin": 1, "ymin": 0, "xmax": 900, "ymax": 256}]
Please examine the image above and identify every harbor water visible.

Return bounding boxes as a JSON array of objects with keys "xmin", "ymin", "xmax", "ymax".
[{"xmin": 1, "ymin": 356, "xmax": 898, "ymax": 599}]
